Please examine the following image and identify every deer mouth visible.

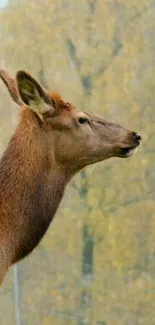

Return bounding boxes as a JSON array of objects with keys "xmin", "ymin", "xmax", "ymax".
[{"xmin": 120, "ymin": 143, "xmax": 140, "ymax": 158}]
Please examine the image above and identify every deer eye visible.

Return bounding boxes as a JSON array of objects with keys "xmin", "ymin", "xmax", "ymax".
[{"xmin": 78, "ymin": 117, "xmax": 90, "ymax": 125}]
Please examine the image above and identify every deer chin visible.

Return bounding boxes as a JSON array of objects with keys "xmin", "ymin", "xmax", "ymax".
[{"xmin": 120, "ymin": 144, "xmax": 140, "ymax": 158}]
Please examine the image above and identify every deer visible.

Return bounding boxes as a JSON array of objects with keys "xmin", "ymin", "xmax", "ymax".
[{"xmin": 0, "ymin": 69, "xmax": 141, "ymax": 285}]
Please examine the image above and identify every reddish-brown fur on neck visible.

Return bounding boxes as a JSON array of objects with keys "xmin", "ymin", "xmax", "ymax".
[{"xmin": 0, "ymin": 109, "xmax": 67, "ymax": 282}]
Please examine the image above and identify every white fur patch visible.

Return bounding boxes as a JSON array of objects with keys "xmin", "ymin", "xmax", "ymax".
[{"xmin": 126, "ymin": 147, "xmax": 138, "ymax": 157}]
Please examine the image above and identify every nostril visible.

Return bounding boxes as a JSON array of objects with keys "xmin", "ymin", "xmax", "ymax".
[{"xmin": 133, "ymin": 132, "xmax": 141, "ymax": 142}]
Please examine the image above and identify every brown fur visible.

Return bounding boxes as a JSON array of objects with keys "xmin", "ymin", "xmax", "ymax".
[
  {"xmin": 0, "ymin": 70, "xmax": 141, "ymax": 284},
  {"xmin": 50, "ymin": 92, "xmax": 65, "ymax": 107},
  {"xmin": 0, "ymin": 69, "xmax": 22, "ymax": 105}
]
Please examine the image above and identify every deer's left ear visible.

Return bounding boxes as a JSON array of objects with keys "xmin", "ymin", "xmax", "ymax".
[
  {"xmin": 16, "ymin": 71, "xmax": 56, "ymax": 119},
  {"xmin": 0, "ymin": 69, "xmax": 22, "ymax": 106}
]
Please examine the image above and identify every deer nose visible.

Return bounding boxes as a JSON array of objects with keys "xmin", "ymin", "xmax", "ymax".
[{"xmin": 133, "ymin": 132, "xmax": 141, "ymax": 142}]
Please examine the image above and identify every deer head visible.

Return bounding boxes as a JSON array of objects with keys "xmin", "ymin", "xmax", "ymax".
[{"xmin": 0, "ymin": 70, "xmax": 141, "ymax": 174}]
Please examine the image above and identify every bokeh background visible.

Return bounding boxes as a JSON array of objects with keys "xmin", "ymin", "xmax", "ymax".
[{"xmin": 0, "ymin": 0, "xmax": 155, "ymax": 324}]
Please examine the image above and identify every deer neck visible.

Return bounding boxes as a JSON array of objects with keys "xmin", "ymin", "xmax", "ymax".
[{"xmin": 0, "ymin": 112, "xmax": 71, "ymax": 262}]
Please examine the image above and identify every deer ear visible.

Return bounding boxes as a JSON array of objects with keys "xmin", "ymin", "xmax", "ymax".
[
  {"xmin": 16, "ymin": 71, "xmax": 55, "ymax": 119},
  {"xmin": 0, "ymin": 69, "xmax": 22, "ymax": 106}
]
